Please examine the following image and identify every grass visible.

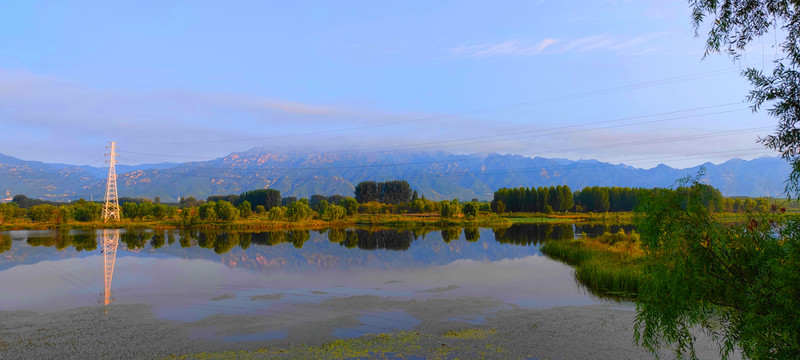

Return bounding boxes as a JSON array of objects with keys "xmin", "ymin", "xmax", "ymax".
[
  {"xmin": 540, "ymin": 229, "xmax": 645, "ymax": 299},
  {"xmin": 0, "ymin": 212, "xmax": 514, "ymax": 231}
]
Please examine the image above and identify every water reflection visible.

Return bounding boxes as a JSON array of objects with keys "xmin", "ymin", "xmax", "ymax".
[
  {"xmin": 0, "ymin": 224, "xmax": 638, "ymax": 257},
  {"xmin": 100, "ymin": 229, "xmax": 119, "ymax": 306},
  {"xmin": 575, "ymin": 224, "xmax": 635, "ymax": 237},
  {"xmin": 0, "ymin": 233, "xmax": 10, "ymax": 253},
  {"xmin": 492, "ymin": 224, "xmax": 576, "ymax": 246},
  {"xmin": 27, "ymin": 230, "xmax": 98, "ymax": 251},
  {"xmin": 0, "ymin": 223, "xmax": 635, "ymax": 318}
]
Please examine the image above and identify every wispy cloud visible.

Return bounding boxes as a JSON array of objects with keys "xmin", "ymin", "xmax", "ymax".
[
  {"xmin": 450, "ymin": 32, "xmax": 667, "ymax": 58},
  {"xmin": 451, "ymin": 39, "xmax": 558, "ymax": 58},
  {"xmin": 0, "ymin": 69, "xmax": 524, "ymax": 164}
]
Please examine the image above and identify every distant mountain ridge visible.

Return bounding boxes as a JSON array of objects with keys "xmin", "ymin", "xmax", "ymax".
[{"xmin": 0, "ymin": 149, "xmax": 791, "ymax": 202}]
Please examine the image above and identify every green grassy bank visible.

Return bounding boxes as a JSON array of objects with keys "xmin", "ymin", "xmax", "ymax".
[{"xmin": 540, "ymin": 229, "xmax": 645, "ymax": 299}]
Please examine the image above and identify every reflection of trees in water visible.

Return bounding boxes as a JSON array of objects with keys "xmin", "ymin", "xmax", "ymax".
[
  {"xmin": 441, "ymin": 228, "xmax": 462, "ymax": 243},
  {"xmin": 0, "ymin": 233, "xmax": 10, "ymax": 253},
  {"xmin": 575, "ymin": 224, "xmax": 635, "ymax": 237},
  {"xmin": 251, "ymin": 231, "xmax": 286, "ymax": 246},
  {"xmin": 27, "ymin": 230, "xmax": 98, "ymax": 251},
  {"xmin": 288, "ymin": 230, "xmax": 310, "ymax": 249},
  {"xmin": 150, "ymin": 232, "xmax": 166, "ymax": 249},
  {"xmin": 411, "ymin": 227, "xmax": 436, "ymax": 240},
  {"xmin": 239, "ymin": 233, "xmax": 251, "ymax": 250},
  {"xmin": 198, "ymin": 231, "xmax": 242, "ymax": 254},
  {"xmin": 493, "ymin": 224, "xmax": 576, "ymax": 246},
  {"xmin": 120, "ymin": 230, "xmax": 148, "ymax": 250},
  {"xmin": 464, "ymin": 227, "xmax": 480, "ymax": 242},
  {"xmin": 328, "ymin": 228, "xmax": 345, "ymax": 243},
  {"xmin": 179, "ymin": 229, "xmax": 194, "ymax": 248},
  {"xmin": 334, "ymin": 229, "xmax": 415, "ymax": 251},
  {"xmin": 14, "ymin": 224, "xmax": 629, "ymax": 254}
]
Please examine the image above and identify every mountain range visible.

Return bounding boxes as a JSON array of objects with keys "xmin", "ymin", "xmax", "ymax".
[{"xmin": 0, "ymin": 148, "xmax": 792, "ymax": 202}]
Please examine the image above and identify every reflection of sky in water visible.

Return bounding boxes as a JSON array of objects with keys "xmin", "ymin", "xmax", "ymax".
[
  {"xmin": 0, "ymin": 226, "xmax": 608, "ymax": 324},
  {"xmin": 334, "ymin": 310, "xmax": 421, "ymax": 338}
]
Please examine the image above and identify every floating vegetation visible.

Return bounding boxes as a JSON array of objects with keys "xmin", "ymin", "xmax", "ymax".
[{"xmin": 168, "ymin": 328, "xmax": 507, "ymax": 360}]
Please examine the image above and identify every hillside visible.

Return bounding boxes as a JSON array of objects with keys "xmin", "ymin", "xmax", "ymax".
[{"xmin": 0, "ymin": 149, "xmax": 791, "ymax": 202}]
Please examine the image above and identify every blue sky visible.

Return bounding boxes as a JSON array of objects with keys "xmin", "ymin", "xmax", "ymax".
[{"xmin": 0, "ymin": 0, "xmax": 781, "ymax": 168}]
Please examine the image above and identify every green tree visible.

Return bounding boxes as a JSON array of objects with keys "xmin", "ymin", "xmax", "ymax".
[
  {"xmin": 180, "ymin": 207, "xmax": 198, "ymax": 226},
  {"xmin": 122, "ymin": 202, "xmax": 139, "ymax": 219},
  {"xmin": 0, "ymin": 203, "xmax": 20, "ymax": 224},
  {"xmin": 255, "ymin": 205, "xmax": 266, "ymax": 214},
  {"xmin": 179, "ymin": 196, "xmax": 200, "ymax": 208},
  {"xmin": 71, "ymin": 199, "xmax": 102, "ymax": 222},
  {"xmin": 323, "ymin": 204, "xmax": 346, "ymax": 221},
  {"xmin": 314, "ymin": 199, "xmax": 330, "ymax": 214},
  {"xmin": 491, "ymin": 200, "xmax": 505, "ymax": 214},
  {"xmin": 214, "ymin": 201, "xmax": 239, "ymax": 221},
  {"xmin": 152, "ymin": 204, "xmax": 168, "ymax": 220},
  {"xmin": 267, "ymin": 206, "xmax": 286, "ymax": 221},
  {"xmin": 309, "ymin": 195, "xmax": 329, "ymax": 211},
  {"xmin": 237, "ymin": 189, "xmax": 281, "ymax": 211},
  {"xmin": 28, "ymin": 204, "xmax": 57, "ymax": 222},
  {"xmin": 286, "ymin": 201, "xmax": 312, "ymax": 222},
  {"xmin": 462, "ymin": 202, "xmax": 478, "ymax": 219},
  {"xmin": 439, "ymin": 200, "xmax": 453, "ymax": 218},
  {"xmin": 339, "ymin": 197, "xmax": 359, "ymax": 216},
  {"xmin": 138, "ymin": 201, "xmax": 154, "ymax": 218},
  {"xmin": 560, "ymin": 185, "xmax": 573, "ymax": 212},
  {"xmin": 237, "ymin": 200, "xmax": 253, "ymax": 219},
  {"xmin": 198, "ymin": 202, "xmax": 217, "ymax": 221},
  {"xmin": 635, "ymin": 178, "xmax": 800, "ymax": 359},
  {"xmin": 55, "ymin": 205, "xmax": 72, "ymax": 224},
  {"xmin": 354, "ymin": 181, "xmax": 380, "ymax": 203}
]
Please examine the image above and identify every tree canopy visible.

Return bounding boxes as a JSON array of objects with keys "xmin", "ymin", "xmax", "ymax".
[
  {"xmin": 691, "ymin": 0, "xmax": 800, "ymax": 196},
  {"xmin": 354, "ymin": 180, "xmax": 414, "ymax": 204},
  {"xmin": 635, "ymin": 176, "xmax": 799, "ymax": 359}
]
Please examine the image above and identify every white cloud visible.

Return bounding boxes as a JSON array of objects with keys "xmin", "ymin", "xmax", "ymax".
[
  {"xmin": 450, "ymin": 32, "xmax": 667, "ymax": 58},
  {"xmin": 451, "ymin": 38, "xmax": 559, "ymax": 57}
]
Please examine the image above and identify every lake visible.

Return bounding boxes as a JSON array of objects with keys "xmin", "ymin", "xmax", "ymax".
[{"xmin": 0, "ymin": 224, "xmax": 630, "ymax": 341}]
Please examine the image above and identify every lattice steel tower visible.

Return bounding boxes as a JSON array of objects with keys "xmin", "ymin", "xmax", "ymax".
[{"xmin": 102, "ymin": 141, "xmax": 121, "ymax": 222}]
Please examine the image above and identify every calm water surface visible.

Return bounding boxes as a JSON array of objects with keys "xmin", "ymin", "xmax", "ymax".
[{"xmin": 0, "ymin": 224, "xmax": 627, "ymax": 339}]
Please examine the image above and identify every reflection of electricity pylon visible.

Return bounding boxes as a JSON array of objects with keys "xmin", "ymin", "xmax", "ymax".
[
  {"xmin": 100, "ymin": 229, "xmax": 119, "ymax": 306},
  {"xmin": 102, "ymin": 141, "xmax": 120, "ymax": 222}
]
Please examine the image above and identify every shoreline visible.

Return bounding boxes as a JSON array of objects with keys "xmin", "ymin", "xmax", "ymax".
[{"xmin": 0, "ymin": 212, "xmax": 641, "ymax": 232}]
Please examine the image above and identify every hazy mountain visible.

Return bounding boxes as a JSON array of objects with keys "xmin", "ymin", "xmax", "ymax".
[{"xmin": 0, "ymin": 149, "xmax": 792, "ymax": 202}]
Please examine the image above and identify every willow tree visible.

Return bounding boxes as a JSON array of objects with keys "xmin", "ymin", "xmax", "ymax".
[
  {"xmin": 691, "ymin": 0, "xmax": 800, "ymax": 196},
  {"xmin": 634, "ymin": 2, "xmax": 800, "ymax": 359}
]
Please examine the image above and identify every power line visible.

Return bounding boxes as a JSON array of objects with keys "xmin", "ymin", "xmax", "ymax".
[
  {"xmin": 60, "ymin": 148, "xmax": 777, "ymax": 200},
  {"xmin": 117, "ymin": 102, "xmax": 749, "ymax": 161},
  {"xmin": 111, "ymin": 143, "xmax": 775, "ymax": 185},
  {"xmin": 116, "ymin": 126, "xmax": 770, "ymax": 175},
  {"xmin": 122, "ymin": 66, "xmax": 743, "ymax": 146}
]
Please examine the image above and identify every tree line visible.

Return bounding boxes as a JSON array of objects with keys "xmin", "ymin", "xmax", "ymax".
[
  {"xmin": 4, "ymin": 179, "xmax": 795, "ymax": 225},
  {"xmin": 492, "ymin": 184, "xmax": 780, "ymax": 214}
]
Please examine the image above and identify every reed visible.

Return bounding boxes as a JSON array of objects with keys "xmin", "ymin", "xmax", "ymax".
[{"xmin": 540, "ymin": 229, "xmax": 645, "ymax": 299}]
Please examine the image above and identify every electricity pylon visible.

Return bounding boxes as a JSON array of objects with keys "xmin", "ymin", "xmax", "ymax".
[
  {"xmin": 102, "ymin": 142, "xmax": 120, "ymax": 222},
  {"xmin": 100, "ymin": 229, "xmax": 119, "ymax": 306}
]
